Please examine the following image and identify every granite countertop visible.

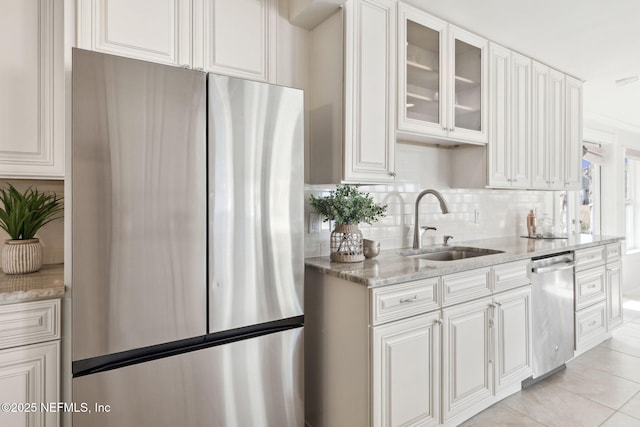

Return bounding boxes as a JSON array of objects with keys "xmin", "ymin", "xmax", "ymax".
[
  {"xmin": 305, "ymin": 235, "xmax": 624, "ymax": 288},
  {"xmin": 0, "ymin": 264, "xmax": 65, "ymax": 304}
]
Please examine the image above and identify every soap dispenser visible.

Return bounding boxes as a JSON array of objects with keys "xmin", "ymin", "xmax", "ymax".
[{"xmin": 527, "ymin": 209, "xmax": 537, "ymax": 237}]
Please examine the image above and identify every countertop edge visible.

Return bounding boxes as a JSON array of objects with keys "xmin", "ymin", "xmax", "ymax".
[
  {"xmin": 305, "ymin": 236, "xmax": 624, "ymax": 288},
  {"xmin": 0, "ymin": 264, "xmax": 65, "ymax": 305}
]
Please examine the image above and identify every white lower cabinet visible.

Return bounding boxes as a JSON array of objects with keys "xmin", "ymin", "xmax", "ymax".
[
  {"xmin": 372, "ymin": 312, "xmax": 440, "ymax": 427},
  {"xmin": 0, "ymin": 341, "xmax": 59, "ymax": 427},
  {"xmin": 306, "ymin": 261, "xmax": 532, "ymax": 427},
  {"xmin": 0, "ymin": 299, "xmax": 60, "ymax": 427},
  {"xmin": 441, "ymin": 286, "xmax": 531, "ymax": 422},
  {"xmin": 606, "ymin": 261, "xmax": 623, "ymax": 331},
  {"xmin": 493, "ymin": 287, "xmax": 532, "ymax": 392},
  {"xmin": 442, "ymin": 297, "xmax": 493, "ymax": 421},
  {"xmin": 574, "ymin": 243, "xmax": 623, "ymax": 354}
]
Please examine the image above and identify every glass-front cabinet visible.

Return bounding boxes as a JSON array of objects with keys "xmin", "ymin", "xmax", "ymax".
[{"xmin": 397, "ymin": 4, "xmax": 488, "ymax": 144}]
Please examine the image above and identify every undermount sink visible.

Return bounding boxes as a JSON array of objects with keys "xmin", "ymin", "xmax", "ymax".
[{"xmin": 402, "ymin": 246, "xmax": 504, "ymax": 261}]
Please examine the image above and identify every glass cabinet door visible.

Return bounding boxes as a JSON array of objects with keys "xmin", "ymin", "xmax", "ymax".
[
  {"xmin": 454, "ymin": 40, "xmax": 481, "ymax": 131},
  {"xmin": 397, "ymin": 7, "xmax": 487, "ymax": 144},
  {"xmin": 406, "ymin": 20, "xmax": 440, "ymax": 123},
  {"xmin": 449, "ymin": 26, "xmax": 488, "ymax": 143},
  {"xmin": 397, "ymin": 4, "xmax": 447, "ymax": 137}
]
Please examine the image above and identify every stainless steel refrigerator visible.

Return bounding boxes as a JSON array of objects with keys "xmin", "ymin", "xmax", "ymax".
[{"xmin": 71, "ymin": 49, "xmax": 304, "ymax": 426}]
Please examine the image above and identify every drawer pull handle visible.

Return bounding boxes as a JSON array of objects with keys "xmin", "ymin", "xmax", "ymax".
[
  {"xmin": 400, "ymin": 295, "xmax": 418, "ymax": 304},
  {"xmin": 435, "ymin": 319, "xmax": 443, "ymax": 325},
  {"xmin": 587, "ymin": 284, "xmax": 597, "ymax": 289},
  {"xmin": 588, "ymin": 320, "xmax": 597, "ymax": 327}
]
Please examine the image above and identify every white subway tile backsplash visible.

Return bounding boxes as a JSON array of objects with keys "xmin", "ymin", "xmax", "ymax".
[{"xmin": 304, "ymin": 184, "xmax": 553, "ymax": 258}]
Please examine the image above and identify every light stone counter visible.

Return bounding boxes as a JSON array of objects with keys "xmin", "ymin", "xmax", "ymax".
[
  {"xmin": 305, "ymin": 235, "xmax": 624, "ymax": 287},
  {"xmin": 0, "ymin": 264, "xmax": 65, "ymax": 304}
]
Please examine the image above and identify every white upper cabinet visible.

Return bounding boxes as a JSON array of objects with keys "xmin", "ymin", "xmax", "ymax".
[
  {"xmin": 564, "ymin": 75, "xmax": 583, "ymax": 190},
  {"xmin": 0, "ymin": 0, "xmax": 64, "ymax": 178},
  {"xmin": 309, "ymin": 0, "xmax": 396, "ymax": 184},
  {"xmin": 529, "ymin": 60, "xmax": 581, "ymax": 191},
  {"xmin": 77, "ymin": 0, "xmax": 276, "ymax": 82},
  {"xmin": 449, "ymin": 26, "xmax": 488, "ymax": 143},
  {"xmin": 530, "ymin": 61, "xmax": 549, "ymax": 189},
  {"xmin": 194, "ymin": 0, "xmax": 276, "ymax": 81},
  {"xmin": 487, "ymin": 43, "xmax": 530, "ymax": 188},
  {"xmin": 397, "ymin": 4, "xmax": 487, "ymax": 145},
  {"xmin": 547, "ymin": 68, "xmax": 565, "ymax": 190},
  {"xmin": 344, "ymin": 0, "xmax": 396, "ymax": 183},
  {"xmin": 487, "ymin": 43, "xmax": 511, "ymax": 187},
  {"xmin": 396, "ymin": 4, "xmax": 447, "ymax": 138},
  {"xmin": 77, "ymin": 0, "xmax": 192, "ymax": 67},
  {"xmin": 510, "ymin": 52, "xmax": 531, "ymax": 187}
]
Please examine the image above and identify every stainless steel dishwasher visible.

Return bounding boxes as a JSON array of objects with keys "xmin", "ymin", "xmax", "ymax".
[{"xmin": 523, "ymin": 252, "xmax": 575, "ymax": 387}]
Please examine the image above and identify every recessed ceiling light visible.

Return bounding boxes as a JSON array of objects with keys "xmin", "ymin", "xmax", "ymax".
[{"xmin": 615, "ymin": 75, "xmax": 639, "ymax": 87}]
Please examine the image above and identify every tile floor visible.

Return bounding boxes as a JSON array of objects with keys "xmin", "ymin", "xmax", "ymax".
[{"xmin": 461, "ymin": 291, "xmax": 640, "ymax": 427}]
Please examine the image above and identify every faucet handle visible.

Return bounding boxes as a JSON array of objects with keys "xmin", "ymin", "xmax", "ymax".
[
  {"xmin": 421, "ymin": 226, "xmax": 437, "ymax": 231},
  {"xmin": 443, "ymin": 235, "xmax": 453, "ymax": 246}
]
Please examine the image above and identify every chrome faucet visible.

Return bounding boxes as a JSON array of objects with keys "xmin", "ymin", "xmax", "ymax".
[{"xmin": 412, "ymin": 189, "xmax": 451, "ymax": 249}]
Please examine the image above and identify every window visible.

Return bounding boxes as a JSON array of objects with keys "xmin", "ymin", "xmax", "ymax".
[
  {"xmin": 625, "ymin": 150, "xmax": 640, "ymax": 250},
  {"xmin": 580, "ymin": 143, "xmax": 602, "ymax": 235}
]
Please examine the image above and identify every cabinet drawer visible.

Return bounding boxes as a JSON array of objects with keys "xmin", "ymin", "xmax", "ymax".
[
  {"xmin": 605, "ymin": 242, "xmax": 622, "ymax": 263},
  {"xmin": 492, "ymin": 259, "xmax": 530, "ymax": 292},
  {"xmin": 441, "ymin": 267, "xmax": 491, "ymax": 307},
  {"xmin": 575, "ymin": 267, "xmax": 606, "ymax": 310},
  {"xmin": 576, "ymin": 301, "xmax": 606, "ymax": 351},
  {"xmin": 0, "ymin": 299, "xmax": 60, "ymax": 350},
  {"xmin": 574, "ymin": 246, "xmax": 605, "ymax": 271},
  {"xmin": 371, "ymin": 278, "xmax": 439, "ymax": 325}
]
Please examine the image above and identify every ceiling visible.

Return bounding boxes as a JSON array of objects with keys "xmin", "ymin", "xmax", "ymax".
[{"xmin": 404, "ymin": 0, "xmax": 640, "ymax": 131}]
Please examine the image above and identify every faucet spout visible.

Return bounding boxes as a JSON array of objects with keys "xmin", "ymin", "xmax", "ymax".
[{"xmin": 412, "ymin": 189, "xmax": 451, "ymax": 249}]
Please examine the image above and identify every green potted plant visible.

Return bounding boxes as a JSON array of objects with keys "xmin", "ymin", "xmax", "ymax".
[
  {"xmin": 310, "ymin": 184, "xmax": 387, "ymax": 262},
  {"xmin": 0, "ymin": 184, "xmax": 63, "ymax": 274}
]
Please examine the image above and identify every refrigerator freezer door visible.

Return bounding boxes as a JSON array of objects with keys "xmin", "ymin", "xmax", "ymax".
[
  {"xmin": 72, "ymin": 49, "xmax": 207, "ymax": 361},
  {"xmin": 73, "ymin": 327, "xmax": 304, "ymax": 427},
  {"xmin": 207, "ymin": 75, "xmax": 304, "ymax": 333}
]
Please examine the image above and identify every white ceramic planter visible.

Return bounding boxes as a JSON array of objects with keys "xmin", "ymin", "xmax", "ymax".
[{"xmin": 2, "ymin": 238, "xmax": 43, "ymax": 274}]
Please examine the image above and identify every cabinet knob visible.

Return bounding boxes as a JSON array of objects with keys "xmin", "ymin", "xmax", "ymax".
[
  {"xmin": 449, "ymin": 128, "xmax": 455, "ymax": 132},
  {"xmin": 389, "ymin": 171, "xmax": 396, "ymax": 177},
  {"xmin": 435, "ymin": 319, "xmax": 443, "ymax": 325},
  {"xmin": 442, "ymin": 126, "xmax": 447, "ymax": 131}
]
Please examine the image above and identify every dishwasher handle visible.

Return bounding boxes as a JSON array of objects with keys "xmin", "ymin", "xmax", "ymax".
[{"xmin": 531, "ymin": 261, "xmax": 575, "ymax": 274}]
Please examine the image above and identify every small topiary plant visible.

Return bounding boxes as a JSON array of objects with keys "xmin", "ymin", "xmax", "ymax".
[{"xmin": 309, "ymin": 184, "xmax": 387, "ymax": 225}]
